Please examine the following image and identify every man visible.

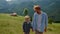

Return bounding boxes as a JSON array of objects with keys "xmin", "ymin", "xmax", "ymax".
[{"xmin": 32, "ymin": 5, "xmax": 48, "ymax": 34}]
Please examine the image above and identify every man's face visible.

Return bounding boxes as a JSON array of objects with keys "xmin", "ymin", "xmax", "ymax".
[
  {"xmin": 33, "ymin": 8, "xmax": 37, "ymax": 12},
  {"xmin": 34, "ymin": 8, "xmax": 41, "ymax": 13}
]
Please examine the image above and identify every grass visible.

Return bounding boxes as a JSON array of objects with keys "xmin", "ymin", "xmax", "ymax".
[{"xmin": 0, "ymin": 14, "xmax": 60, "ymax": 34}]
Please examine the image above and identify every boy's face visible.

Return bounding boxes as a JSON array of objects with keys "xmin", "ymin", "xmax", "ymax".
[{"xmin": 25, "ymin": 18, "xmax": 30, "ymax": 22}]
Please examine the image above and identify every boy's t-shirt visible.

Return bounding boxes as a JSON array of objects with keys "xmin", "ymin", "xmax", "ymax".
[{"xmin": 23, "ymin": 22, "xmax": 32, "ymax": 32}]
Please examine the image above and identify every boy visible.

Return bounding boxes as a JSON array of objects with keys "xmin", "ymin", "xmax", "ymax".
[{"xmin": 23, "ymin": 15, "xmax": 32, "ymax": 34}]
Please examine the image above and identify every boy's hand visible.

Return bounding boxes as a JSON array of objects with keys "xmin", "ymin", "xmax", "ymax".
[
  {"xmin": 23, "ymin": 32, "xmax": 25, "ymax": 34},
  {"xmin": 32, "ymin": 29, "xmax": 34, "ymax": 32}
]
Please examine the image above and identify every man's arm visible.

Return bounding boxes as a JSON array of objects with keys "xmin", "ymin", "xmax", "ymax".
[
  {"xmin": 31, "ymin": 13, "xmax": 36, "ymax": 31},
  {"xmin": 45, "ymin": 14, "xmax": 48, "ymax": 32}
]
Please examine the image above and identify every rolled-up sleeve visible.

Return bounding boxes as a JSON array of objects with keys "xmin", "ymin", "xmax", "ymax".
[
  {"xmin": 32, "ymin": 13, "xmax": 36, "ymax": 30},
  {"xmin": 45, "ymin": 14, "xmax": 48, "ymax": 28}
]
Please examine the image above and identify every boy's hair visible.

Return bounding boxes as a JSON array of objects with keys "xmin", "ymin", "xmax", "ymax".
[{"xmin": 24, "ymin": 15, "xmax": 30, "ymax": 19}]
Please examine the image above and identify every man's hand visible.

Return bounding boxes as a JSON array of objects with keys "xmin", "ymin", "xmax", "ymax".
[{"xmin": 44, "ymin": 28, "xmax": 47, "ymax": 32}]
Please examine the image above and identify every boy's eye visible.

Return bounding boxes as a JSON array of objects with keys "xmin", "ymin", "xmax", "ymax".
[
  {"xmin": 27, "ymin": 18, "xmax": 29, "ymax": 19},
  {"xmin": 26, "ymin": 18, "xmax": 29, "ymax": 19}
]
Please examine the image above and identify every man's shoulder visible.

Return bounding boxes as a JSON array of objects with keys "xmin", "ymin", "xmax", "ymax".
[
  {"xmin": 42, "ymin": 12, "xmax": 47, "ymax": 16},
  {"xmin": 34, "ymin": 12, "xmax": 37, "ymax": 15},
  {"xmin": 34, "ymin": 12, "xmax": 37, "ymax": 16}
]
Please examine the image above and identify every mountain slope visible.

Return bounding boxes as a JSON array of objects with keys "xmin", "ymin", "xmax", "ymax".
[{"xmin": 0, "ymin": 0, "xmax": 60, "ymax": 21}]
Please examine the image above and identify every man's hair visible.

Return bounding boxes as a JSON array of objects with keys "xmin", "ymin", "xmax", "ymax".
[{"xmin": 34, "ymin": 5, "xmax": 41, "ymax": 10}]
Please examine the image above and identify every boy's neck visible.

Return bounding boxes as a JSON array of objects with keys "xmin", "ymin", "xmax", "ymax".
[
  {"xmin": 25, "ymin": 21, "xmax": 30, "ymax": 22},
  {"xmin": 25, "ymin": 20, "xmax": 30, "ymax": 22}
]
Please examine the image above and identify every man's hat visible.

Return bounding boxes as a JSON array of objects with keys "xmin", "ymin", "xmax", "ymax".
[{"xmin": 34, "ymin": 5, "xmax": 41, "ymax": 10}]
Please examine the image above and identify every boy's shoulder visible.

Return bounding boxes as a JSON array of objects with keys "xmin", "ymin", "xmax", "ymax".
[
  {"xmin": 23, "ymin": 21, "xmax": 31, "ymax": 24},
  {"xmin": 23, "ymin": 22, "xmax": 27, "ymax": 24}
]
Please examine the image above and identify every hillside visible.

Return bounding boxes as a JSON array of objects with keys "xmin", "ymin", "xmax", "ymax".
[
  {"xmin": 0, "ymin": 14, "xmax": 60, "ymax": 34},
  {"xmin": 0, "ymin": 14, "xmax": 24, "ymax": 34}
]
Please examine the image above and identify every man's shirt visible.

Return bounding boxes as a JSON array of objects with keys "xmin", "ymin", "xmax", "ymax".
[{"xmin": 32, "ymin": 11, "xmax": 48, "ymax": 32}]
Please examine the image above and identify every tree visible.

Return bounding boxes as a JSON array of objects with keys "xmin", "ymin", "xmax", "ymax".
[
  {"xmin": 48, "ymin": 18, "xmax": 54, "ymax": 24},
  {"xmin": 23, "ymin": 8, "xmax": 28, "ymax": 16}
]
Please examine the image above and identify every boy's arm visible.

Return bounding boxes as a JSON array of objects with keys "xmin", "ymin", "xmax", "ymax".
[
  {"xmin": 23, "ymin": 23, "xmax": 25, "ymax": 32},
  {"xmin": 45, "ymin": 14, "xmax": 48, "ymax": 32},
  {"xmin": 30, "ymin": 23, "xmax": 34, "ymax": 31}
]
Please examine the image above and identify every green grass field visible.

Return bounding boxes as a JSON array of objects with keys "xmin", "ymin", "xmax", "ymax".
[{"xmin": 0, "ymin": 14, "xmax": 60, "ymax": 34}]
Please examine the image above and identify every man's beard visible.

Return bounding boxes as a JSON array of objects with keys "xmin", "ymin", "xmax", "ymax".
[{"xmin": 36, "ymin": 11, "xmax": 41, "ymax": 14}]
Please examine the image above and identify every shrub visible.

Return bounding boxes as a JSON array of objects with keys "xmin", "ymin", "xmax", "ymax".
[{"xmin": 48, "ymin": 18, "xmax": 54, "ymax": 24}]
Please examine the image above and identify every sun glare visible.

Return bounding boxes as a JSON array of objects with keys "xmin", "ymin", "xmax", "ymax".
[{"xmin": 6, "ymin": 0, "xmax": 12, "ymax": 2}]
